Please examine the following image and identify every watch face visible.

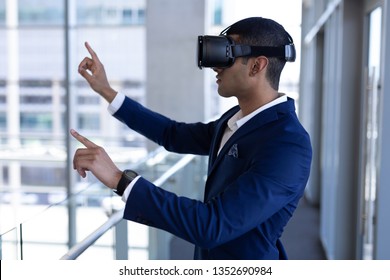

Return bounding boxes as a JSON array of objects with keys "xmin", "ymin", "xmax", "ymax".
[{"xmin": 124, "ymin": 169, "xmax": 138, "ymax": 180}]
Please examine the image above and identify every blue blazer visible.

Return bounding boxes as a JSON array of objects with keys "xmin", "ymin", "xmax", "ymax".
[{"xmin": 113, "ymin": 96, "xmax": 312, "ymax": 260}]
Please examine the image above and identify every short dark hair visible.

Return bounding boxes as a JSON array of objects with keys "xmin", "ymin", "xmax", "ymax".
[{"xmin": 225, "ymin": 17, "xmax": 292, "ymax": 90}]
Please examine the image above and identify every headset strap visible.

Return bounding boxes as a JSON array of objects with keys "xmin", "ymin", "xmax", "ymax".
[{"xmin": 232, "ymin": 44, "xmax": 295, "ymax": 62}]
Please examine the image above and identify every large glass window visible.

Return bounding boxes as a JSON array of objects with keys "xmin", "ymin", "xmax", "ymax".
[
  {"xmin": 1, "ymin": 0, "xmax": 147, "ymax": 260},
  {"xmin": 361, "ymin": 6, "xmax": 382, "ymax": 260}
]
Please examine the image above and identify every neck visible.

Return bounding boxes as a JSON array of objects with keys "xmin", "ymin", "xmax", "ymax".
[{"xmin": 238, "ymin": 88, "xmax": 280, "ymax": 116}]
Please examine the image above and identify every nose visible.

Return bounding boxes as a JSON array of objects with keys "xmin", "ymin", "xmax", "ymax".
[{"xmin": 212, "ymin": 67, "xmax": 222, "ymax": 73}]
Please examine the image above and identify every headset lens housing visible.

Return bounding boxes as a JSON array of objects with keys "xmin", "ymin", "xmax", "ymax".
[{"xmin": 197, "ymin": 36, "xmax": 235, "ymax": 69}]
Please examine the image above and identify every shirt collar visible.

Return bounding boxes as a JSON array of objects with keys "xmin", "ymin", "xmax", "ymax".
[{"xmin": 229, "ymin": 94, "xmax": 288, "ymax": 130}]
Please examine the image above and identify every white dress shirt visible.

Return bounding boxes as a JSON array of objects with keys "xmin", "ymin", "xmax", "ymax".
[{"xmin": 218, "ymin": 94, "xmax": 288, "ymax": 153}]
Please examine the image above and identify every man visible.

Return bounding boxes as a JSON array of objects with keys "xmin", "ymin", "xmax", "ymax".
[{"xmin": 71, "ymin": 17, "xmax": 312, "ymax": 259}]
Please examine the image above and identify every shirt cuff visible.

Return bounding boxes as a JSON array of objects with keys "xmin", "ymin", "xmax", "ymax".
[
  {"xmin": 121, "ymin": 175, "xmax": 141, "ymax": 202},
  {"xmin": 107, "ymin": 92, "xmax": 125, "ymax": 115}
]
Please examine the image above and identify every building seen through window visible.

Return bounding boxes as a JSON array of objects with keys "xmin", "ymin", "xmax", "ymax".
[{"xmin": 0, "ymin": 0, "xmax": 147, "ymax": 189}]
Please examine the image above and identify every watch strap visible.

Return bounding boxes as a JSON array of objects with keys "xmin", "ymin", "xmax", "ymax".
[{"xmin": 114, "ymin": 169, "xmax": 138, "ymax": 196}]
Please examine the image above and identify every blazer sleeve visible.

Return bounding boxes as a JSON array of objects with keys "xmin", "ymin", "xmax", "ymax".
[
  {"xmin": 112, "ymin": 96, "xmax": 215, "ymax": 155},
  {"xmin": 124, "ymin": 172, "xmax": 300, "ymax": 249}
]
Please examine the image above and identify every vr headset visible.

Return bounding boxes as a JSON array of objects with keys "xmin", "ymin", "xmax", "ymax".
[{"xmin": 197, "ymin": 33, "xmax": 296, "ymax": 69}]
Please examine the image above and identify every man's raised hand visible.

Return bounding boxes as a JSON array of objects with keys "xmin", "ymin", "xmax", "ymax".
[
  {"xmin": 70, "ymin": 129, "xmax": 122, "ymax": 189},
  {"xmin": 78, "ymin": 42, "xmax": 117, "ymax": 103}
]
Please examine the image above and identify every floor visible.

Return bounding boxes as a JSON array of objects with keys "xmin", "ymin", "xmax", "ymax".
[{"xmin": 281, "ymin": 196, "xmax": 327, "ymax": 260}]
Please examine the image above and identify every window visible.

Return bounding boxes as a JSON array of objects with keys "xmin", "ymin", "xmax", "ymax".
[
  {"xmin": 1, "ymin": 166, "xmax": 9, "ymax": 185},
  {"xmin": 20, "ymin": 112, "xmax": 52, "ymax": 132},
  {"xmin": 0, "ymin": 0, "xmax": 5, "ymax": 24},
  {"xmin": 0, "ymin": 112, "xmax": 6, "ymax": 129},
  {"xmin": 78, "ymin": 113, "xmax": 100, "ymax": 131},
  {"xmin": 77, "ymin": 96, "xmax": 100, "ymax": 105},
  {"xmin": 137, "ymin": 9, "xmax": 146, "ymax": 25},
  {"xmin": 18, "ymin": 0, "xmax": 64, "ymax": 26},
  {"xmin": 123, "ymin": 9, "xmax": 133, "ymax": 24},
  {"xmin": 361, "ymin": 6, "xmax": 382, "ymax": 260},
  {"xmin": 0, "ymin": 95, "xmax": 6, "ymax": 104},
  {"xmin": 21, "ymin": 166, "xmax": 65, "ymax": 187},
  {"xmin": 213, "ymin": 0, "xmax": 223, "ymax": 25},
  {"xmin": 1, "ymin": 0, "xmax": 148, "ymax": 260},
  {"xmin": 20, "ymin": 95, "xmax": 52, "ymax": 105},
  {"xmin": 77, "ymin": 2, "xmax": 145, "ymax": 25}
]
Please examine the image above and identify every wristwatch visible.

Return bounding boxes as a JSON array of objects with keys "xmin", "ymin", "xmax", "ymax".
[{"xmin": 114, "ymin": 169, "xmax": 138, "ymax": 196}]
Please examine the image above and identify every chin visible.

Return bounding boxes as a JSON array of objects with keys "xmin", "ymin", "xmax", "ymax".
[
  {"xmin": 218, "ymin": 90, "xmax": 233, "ymax": 98},
  {"xmin": 217, "ymin": 87, "xmax": 226, "ymax": 96}
]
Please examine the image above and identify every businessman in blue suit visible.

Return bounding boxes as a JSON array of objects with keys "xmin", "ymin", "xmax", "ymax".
[{"xmin": 71, "ymin": 17, "xmax": 312, "ymax": 259}]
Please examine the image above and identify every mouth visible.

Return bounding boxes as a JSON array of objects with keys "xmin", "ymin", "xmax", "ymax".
[{"xmin": 216, "ymin": 76, "xmax": 221, "ymax": 84}]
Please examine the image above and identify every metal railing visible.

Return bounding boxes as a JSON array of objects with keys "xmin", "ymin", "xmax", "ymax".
[{"xmin": 60, "ymin": 209, "xmax": 124, "ymax": 260}]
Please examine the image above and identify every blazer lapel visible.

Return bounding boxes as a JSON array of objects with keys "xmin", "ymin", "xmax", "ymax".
[
  {"xmin": 208, "ymin": 99, "xmax": 295, "ymax": 177},
  {"xmin": 208, "ymin": 106, "xmax": 240, "ymax": 172}
]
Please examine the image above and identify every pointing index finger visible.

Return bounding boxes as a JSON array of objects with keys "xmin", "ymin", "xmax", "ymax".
[
  {"xmin": 85, "ymin": 42, "xmax": 100, "ymax": 62},
  {"xmin": 70, "ymin": 129, "xmax": 98, "ymax": 148}
]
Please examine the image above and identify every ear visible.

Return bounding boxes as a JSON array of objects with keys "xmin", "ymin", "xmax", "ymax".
[{"xmin": 249, "ymin": 56, "xmax": 268, "ymax": 76}]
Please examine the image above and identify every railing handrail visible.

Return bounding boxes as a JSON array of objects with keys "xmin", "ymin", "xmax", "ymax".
[
  {"xmin": 60, "ymin": 153, "xmax": 197, "ymax": 260},
  {"xmin": 60, "ymin": 209, "xmax": 124, "ymax": 260}
]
